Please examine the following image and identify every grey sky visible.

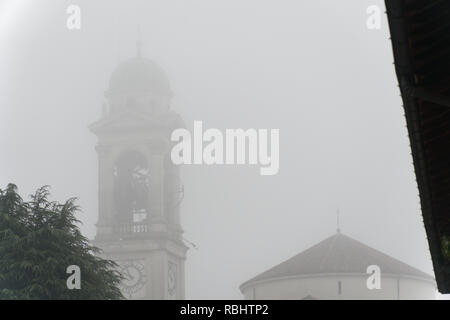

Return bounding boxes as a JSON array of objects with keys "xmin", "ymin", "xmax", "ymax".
[{"xmin": 0, "ymin": 0, "xmax": 439, "ymax": 299}]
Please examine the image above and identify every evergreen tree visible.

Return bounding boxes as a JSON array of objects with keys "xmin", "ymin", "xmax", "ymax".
[{"xmin": 0, "ymin": 184, "xmax": 123, "ymax": 299}]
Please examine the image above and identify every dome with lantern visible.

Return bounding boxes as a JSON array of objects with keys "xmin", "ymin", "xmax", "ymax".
[{"xmin": 107, "ymin": 42, "xmax": 172, "ymax": 97}]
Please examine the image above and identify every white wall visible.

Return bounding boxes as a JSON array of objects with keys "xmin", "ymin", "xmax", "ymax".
[{"xmin": 242, "ymin": 274, "xmax": 436, "ymax": 300}]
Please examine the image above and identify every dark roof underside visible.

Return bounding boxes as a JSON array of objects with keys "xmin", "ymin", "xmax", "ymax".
[
  {"xmin": 241, "ymin": 233, "xmax": 433, "ymax": 289},
  {"xmin": 385, "ymin": 0, "xmax": 450, "ymax": 293}
]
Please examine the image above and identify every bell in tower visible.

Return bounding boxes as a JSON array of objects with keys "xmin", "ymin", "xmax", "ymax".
[{"xmin": 89, "ymin": 44, "xmax": 188, "ymax": 300}]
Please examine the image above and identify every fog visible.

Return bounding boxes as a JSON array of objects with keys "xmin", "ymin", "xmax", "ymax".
[{"xmin": 0, "ymin": 0, "xmax": 438, "ymax": 299}]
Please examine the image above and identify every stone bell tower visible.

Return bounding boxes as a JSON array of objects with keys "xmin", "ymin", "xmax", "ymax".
[{"xmin": 89, "ymin": 44, "xmax": 187, "ymax": 299}]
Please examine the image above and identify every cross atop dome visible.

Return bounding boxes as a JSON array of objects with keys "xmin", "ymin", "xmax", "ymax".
[
  {"xmin": 136, "ymin": 25, "xmax": 142, "ymax": 58},
  {"xmin": 136, "ymin": 40, "xmax": 142, "ymax": 58},
  {"xmin": 336, "ymin": 208, "xmax": 341, "ymax": 234}
]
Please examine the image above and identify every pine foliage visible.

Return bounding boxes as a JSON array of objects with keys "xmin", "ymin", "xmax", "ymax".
[{"xmin": 0, "ymin": 184, "xmax": 123, "ymax": 300}]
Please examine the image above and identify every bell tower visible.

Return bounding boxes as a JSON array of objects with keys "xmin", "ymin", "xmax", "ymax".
[{"xmin": 89, "ymin": 47, "xmax": 187, "ymax": 300}]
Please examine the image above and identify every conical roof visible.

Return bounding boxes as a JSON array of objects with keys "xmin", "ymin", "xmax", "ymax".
[{"xmin": 241, "ymin": 233, "xmax": 434, "ymax": 289}]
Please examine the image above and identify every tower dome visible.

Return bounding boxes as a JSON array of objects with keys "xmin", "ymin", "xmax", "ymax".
[{"xmin": 107, "ymin": 56, "xmax": 172, "ymax": 96}]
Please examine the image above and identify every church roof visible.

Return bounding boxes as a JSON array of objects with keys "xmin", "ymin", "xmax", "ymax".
[{"xmin": 240, "ymin": 233, "xmax": 434, "ymax": 290}]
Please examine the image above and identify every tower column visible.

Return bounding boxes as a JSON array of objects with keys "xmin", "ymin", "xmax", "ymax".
[{"xmin": 96, "ymin": 144, "xmax": 114, "ymax": 235}]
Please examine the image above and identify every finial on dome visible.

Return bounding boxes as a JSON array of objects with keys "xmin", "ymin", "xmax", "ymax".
[
  {"xmin": 136, "ymin": 25, "xmax": 142, "ymax": 58},
  {"xmin": 116, "ymin": 34, "xmax": 122, "ymax": 63},
  {"xmin": 336, "ymin": 208, "xmax": 341, "ymax": 233},
  {"xmin": 136, "ymin": 40, "xmax": 142, "ymax": 58},
  {"xmin": 101, "ymin": 102, "xmax": 108, "ymax": 118}
]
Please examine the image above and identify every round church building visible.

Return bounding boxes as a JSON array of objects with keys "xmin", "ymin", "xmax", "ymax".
[{"xmin": 240, "ymin": 232, "xmax": 436, "ymax": 300}]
